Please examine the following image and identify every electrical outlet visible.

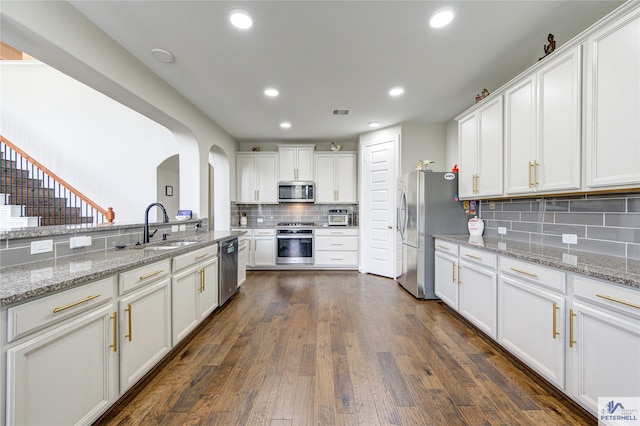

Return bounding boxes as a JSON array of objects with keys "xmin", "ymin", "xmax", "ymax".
[
  {"xmin": 489, "ymin": 202, "xmax": 496, "ymax": 210},
  {"xmin": 30, "ymin": 240, "xmax": 53, "ymax": 255},
  {"xmin": 498, "ymin": 227, "xmax": 507, "ymax": 235},
  {"xmin": 257, "ymin": 217, "xmax": 264, "ymax": 223},
  {"xmin": 562, "ymin": 234, "xmax": 578, "ymax": 244},
  {"xmin": 171, "ymin": 225, "xmax": 179, "ymax": 232},
  {"xmin": 562, "ymin": 253, "xmax": 578, "ymax": 265},
  {"xmin": 70, "ymin": 236, "xmax": 92, "ymax": 249},
  {"xmin": 179, "ymin": 224, "xmax": 186, "ymax": 231}
]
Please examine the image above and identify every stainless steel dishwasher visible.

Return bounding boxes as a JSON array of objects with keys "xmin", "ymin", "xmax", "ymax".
[{"xmin": 219, "ymin": 237, "xmax": 238, "ymax": 306}]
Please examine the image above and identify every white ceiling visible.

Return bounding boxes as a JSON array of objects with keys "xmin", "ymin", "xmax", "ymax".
[{"xmin": 69, "ymin": 1, "xmax": 623, "ymax": 143}]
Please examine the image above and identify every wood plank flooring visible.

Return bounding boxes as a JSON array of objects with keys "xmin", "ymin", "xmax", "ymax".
[{"xmin": 95, "ymin": 270, "xmax": 595, "ymax": 426}]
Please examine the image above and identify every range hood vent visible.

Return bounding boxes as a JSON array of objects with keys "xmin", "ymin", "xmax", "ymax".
[{"xmin": 332, "ymin": 109, "xmax": 350, "ymax": 115}]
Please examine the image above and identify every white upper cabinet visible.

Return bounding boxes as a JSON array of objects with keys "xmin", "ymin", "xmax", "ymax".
[
  {"xmin": 584, "ymin": 8, "xmax": 640, "ymax": 189},
  {"xmin": 505, "ymin": 46, "xmax": 581, "ymax": 195},
  {"xmin": 278, "ymin": 144, "xmax": 314, "ymax": 181},
  {"xmin": 236, "ymin": 152, "xmax": 278, "ymax": 204},
  {"xmin": 315, "ymin": 152, "xmax": 357, "ymax": 204},
  {"xmin": 457, "ymin": 96, "xmax": 503, "ymax": 199}
]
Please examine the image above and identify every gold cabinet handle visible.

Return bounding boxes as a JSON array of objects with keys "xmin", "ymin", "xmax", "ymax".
[
  {"xmin": 125, "ymin": 304, "xmax": 132, "ymax": 342},
  {"xmin": 510, "ymin": 267, "xmax": 538, "ymax": 278},
  {"xmin": 239, "ymin": 246, "xmax": 247, "ymax": 252},
  {"xmin": 438, "ymin": 245, "xmax": 450, "ymax": 251},
  {"xmin": 528, "ymin": 161, "xmax": 533, "ymax": 188},
  {"xmin": 452, "ymin": 263, "xmax": 456, "ymax": 283},
  {"xmin": 552, "ymin": 302, "xmax": 560, "ymax": 339},
  {"xmin": 596, "ymin": 294, "xmax": 640, "ymax": 310},
  {"xmin": 195, "ymin": 253, "xmax": 209, "ymax": 260},
  {"xmin": 458, "ymin": 265, "xmax": 462, "ymax": 284},
  {"xmin": 569, "ymin": 309, "xmax": 576, "ymax": 348},
  {"xmin": 109, "ymin": 312, "xmax": 118, "ymax": 352},
  {"xmin": 331, "ymin": 258, "xmax": 343, "ymax": 261},
  {"xmin": 53, "ymin": 294, "xmax": 100, "ymax": 313},
  {"xmin": 331, "ymin": 232, "xmax": 344, "ymax": 235},
  {"xmin": 199, "ymin": 268, "xmax": 205, "ymax": 292},
  {"xmin": 331, "ymin": 243, "xmax": 344, "ymax": 246},
  {"xmin": 533, "ymin": 160, "xmax": 538, "ymax": 185},
  {"xmin": 465, "ymin": 254, "xmax": 482, "ymax": 260},
  {"xmin": 139, "ymin": 269, "xmax": 164, "ymax": 281}
]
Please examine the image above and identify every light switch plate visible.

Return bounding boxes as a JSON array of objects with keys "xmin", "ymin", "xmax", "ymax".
[{"xmin": 31, "ymin": 240, "xmax": 53, "ymax": 255}]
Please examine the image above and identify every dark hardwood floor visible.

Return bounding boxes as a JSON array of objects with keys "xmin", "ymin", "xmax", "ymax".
[{"xmin": 95, "ymin": 270, "xmax": 595, "ymax": 425}]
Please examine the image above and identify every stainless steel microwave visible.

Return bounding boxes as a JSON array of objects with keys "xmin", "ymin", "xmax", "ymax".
[{"xmin": 278, "ymin": 182, "xmax": 314, "ymax": 203}]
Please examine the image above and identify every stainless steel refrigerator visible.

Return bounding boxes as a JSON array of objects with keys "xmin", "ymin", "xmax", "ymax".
[{"xmin": 397, "ymin": 170, "xmax": 467, "ymax": 299}]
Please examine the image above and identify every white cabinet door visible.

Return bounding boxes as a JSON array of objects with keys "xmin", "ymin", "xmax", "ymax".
[
  {"xmin": 335, "ymin": 153, "xmax": 357, "ymax": 203},
  {"xmin": 236, "ymin": 154, "xmax": 257, "ymax": 203},
  {"xmin": 315, "ymin": 153, "xmax": 357, "ymax": 203},
  {"xmin": 278, "ymin": 146, "xmax": 297, "ymax": 181},
  {"xmin": 198, "ymin": 258, "xmax": 219, "ymax": 319},
  {"xmin": 171, "ymin": 265, "xmax": 200, "ymax": 344},
  {"xmin": 278, "ymin": 145, "xmax": 314, "ymax": 181},
  {"xmin": 505, "ymin": 76, "xmax": 537, "ymax": 194},
  {"xmin": 253, "ymin": 231, "xmax": 275, "ymax": 266},
  {"xmin": 5, "ymin": 304, "xmax": 118, "ymax": 426},
  {"xmin": 238, "ymin": 238, "xmax": 248, "ymax": 285},
  {"xmin": 568, "ymin": 301, "xmax": 640, "ymax": 415},
  {"xmin": 585, "ymin": 10, "xmax": 640, "ymax": 189},
  {"xmin": 537, "ymin": 47, "xmax": 581, "ymax": 192},
  {"xmin": 236, "ymin": 153, "xmax": 278, "ymax": 204},
  {"xmin": 457, "ymin": 97, "xmax": 503, "ymax": 198},
  {"xmin": 457, "ymin": 112, "xmax": 479, "ymax": 199},
  {"xmin": 314, "ymin": 154, "xmax": 336, "ymax": 203},
  {"xmin": 296, "ymin": 146, "xmax": 314, "ymax": 181},
  {"xmin": 458, "ymin": 260, "xmax": 498, "ymax": 338},
  {"xmin": 434, "ymin": 251, "xmax": 458, "ymax": 310},
  {"xmin": 255, "ymin": 154, "xmax": 278, "ymax": 203},
  {"xmin": 119, "ymin": 278, "xmax": 171, "ymax": 393},
  {"xmin": 498, "ymin": 275, "xmax": 566, "ymax": 388}
]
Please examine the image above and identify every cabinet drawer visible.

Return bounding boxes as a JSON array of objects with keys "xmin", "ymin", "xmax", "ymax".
[
  {"xmin": 172, "ymin": 244, "xmax": 218, "ymax": 273},
  {"xmin": 6, "ymin": 276, "xmax": 115, "ymax": 342},
  {"xmin": 572, "ymin": 275, "xmax": 640, "ymax": 319},
  {"xmin": 435, "ymin": 239, "xmax": 458, "ymax": 256},
  {"xmin": 315, "ymin": 236, "xmax": 358, "ymax": 251},
  {"xmin": 119, "ymin": 259, "xmax": 171, "ymax": 295},
  {"xmin": 254, "ymin": 229, "xmax": 275, "ymax": 236},
  {"xmin": 315, "ymin": 228, "xmax": 358, "ymax": 237},
  {"xmin": 501, "ymin": 257, "xmax": 566, "ymax": 293},
  {"xmin": 315, "ymin": 251, "xmax": 358, "ymax": 266},
  {"xmin": 459, "ymin": 246, "xmax": 497, "ymax": 269},
  {"xmin": 232, "ymin": 228, "xmax": 252, "ymax": 237}
]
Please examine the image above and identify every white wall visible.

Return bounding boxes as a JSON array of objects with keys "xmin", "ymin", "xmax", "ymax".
[
  {"xmin": 1, "ymin": 1, "xmax": 238, "ymax": 228},
  {"xmin": 399, "ymin": 122, "xmax": 447, "ymax": 175},
  {"xmin": 444, "ymin": 119, "xmax": 459, "ymax": 171},
  {"xmin": 1, "ymin": 62, "xmax": 177, "ymax": 223},
  {"xmin": 157, "ymin": 155, "xmax": 180, "ymax": 219}
]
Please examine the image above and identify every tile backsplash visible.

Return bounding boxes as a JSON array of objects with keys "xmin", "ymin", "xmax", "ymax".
[
  {"xmin": 479, "ymin": 193, "xmax": 640, "ymax": 259},
  {"xmin": 231, "ymin": 203, "xmax": 359, "ymax": 227}
]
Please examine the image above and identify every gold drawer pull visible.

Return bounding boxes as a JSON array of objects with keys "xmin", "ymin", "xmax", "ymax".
[
  {"xmin": 331, "ymin": 258, "xmax": 343, "ymax": 261},
  {"xmin": 331, "ymin": 232, "xmax": 344, "ymax": 235},
  {"xmin": 109, "ymin": 312, "xmax": 118, "ymax": 352},
  {"xmin": 139, "ymin": 269, "xmax": 164, "ymax": 281},
  {"xmin": 465, "ymin": 254, "xmax": 482, "ymax": 260},
  {"xmin": 569, "ymin": 309, "xmax": 576, "ymax": 348},
  {"xmin": 125, "ymin": 304, "xmax": 133, "ymax": 341},
  {"xmin": 452, "ymin": 263, "xmax": 455, "ymax": 282},
  {"xmin": 458, "ymin": 265, "xmax": 462, "ymax": 284},
  {"xmin": 199, "ymin": 268, "xmax": 205, "ymax": 292},
  {"xmin": 195, "ymin": 253, "xmax": 209, "ymax": 260},
  {"xmin": 552, "ymin": 302, "xmax": 559, "ymax": 339},
  {"xmin": 438, "ymin": 245, "xmax": 450, "ymax": 251},
  {"xmin": 596, "ymin": 294, "xmax": 640, "ymax": 310},
  {"xmin": 331, "ymin": 243, "xmax": 343, "ymax": 246},
  {"xmin": 510, "ymin": 267, "xmax": 538, "ymax": 278},
  {"xmin": 53, "ymin": 294, "xmax": 100, "ymax": 313}
]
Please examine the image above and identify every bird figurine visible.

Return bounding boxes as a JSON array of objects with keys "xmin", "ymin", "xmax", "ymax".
[{"xmin": 330, "ymin": 141, "xmax": 341, "ymax": 151}]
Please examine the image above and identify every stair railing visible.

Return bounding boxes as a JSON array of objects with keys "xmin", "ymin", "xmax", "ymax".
[{"xmin": 0, "ymin": 135, "xmax": 115, "ymax": 226}]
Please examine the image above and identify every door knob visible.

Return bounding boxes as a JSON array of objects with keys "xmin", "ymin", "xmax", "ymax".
[{"xmin": 388, "ymin": 225, "xmax": 393, "ymax": 229}]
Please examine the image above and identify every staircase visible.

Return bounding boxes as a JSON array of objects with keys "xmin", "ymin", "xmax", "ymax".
[{"xmin": 1, "ymin": 136, "xmax": 113, "ymax": 230}]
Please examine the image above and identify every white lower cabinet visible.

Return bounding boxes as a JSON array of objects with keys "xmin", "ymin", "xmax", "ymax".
[
  {"xmin": 118, "ymin": 277, "xmax": 171, "ymax": 393},
  {"xmin": 253, "ymin": 229, "xmax": 275, "ymax": 267},
  {"xmin": 314, "ymin": 228, "xmax": 358, "ymax": 267},
  {"xmin": 434, "ymin": 240, "xmax": 459, "ymax": 310},
  {"xmin": 498, "ymin": 258, "xmax": 567, "ymax": 389},
  {"xmin": 458, "ymin": 246, "xmax": 498, "ymax": 339},
  {"xmin": 238, "ymin": 235, "xmax": 248, "ymax": 286},
  {"xmin": 567, "ymin": 275, "xmax": 640, "ymax": 416},
  {"xmin": 3, "ymin": 276, "xmax": 118, "ymax": 426}
]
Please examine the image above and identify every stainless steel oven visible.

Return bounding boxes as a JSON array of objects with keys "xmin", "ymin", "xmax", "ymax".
[{"xmin": 276, "ymin": 224, "xmax": 314, "ymax": 264}]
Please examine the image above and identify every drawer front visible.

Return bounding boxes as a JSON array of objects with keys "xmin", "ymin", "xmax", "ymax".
[
  {"xmin": 172, "ymin": 244, "xmax": 218, "ymax": 273},
  {"xmin": 119, "ymin": 259, "xmax": 171, "ymax": 295},
  {"xmin": 232, "ymin": 228, "xmax": 253, "ymax": 237},
  {"xmin": 501, "ymin": 256, "xmax": 566, "ymax": 293},
  {"xmin": 7, "ymin": 276, "xmax": 115, "ymax": 342},
  {"xmin": 253, "ymin": 229, "xmax": 276, "ymax": 237},
  {"xmin": 315, "ymin": 236, "xmax": 358, "ymax": 251},
  {"xmin": 435, "ymin": 239, "xmax": 458, "ymax": 256},
  {"xmin": 315, "ymin": 228, "xmax": 358, "ymax": 237},
  {"xmin": 572, "ymin": 275, "xmax": 640, "ymax": 319},
  {"xmin": 315, "ymin": 251, "xmax": 358, "ymax": 266},
  {"xmin": 459, "ymin": 246, "xmax": 497, "ymax": 269}
]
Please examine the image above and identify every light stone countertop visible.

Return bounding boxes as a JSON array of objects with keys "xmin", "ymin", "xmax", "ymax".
[
  {"xmin": 435, "ymin": 235, "xmax": 640, "ymax": 289},
  {"xmin": 0, "ymin": 231, "xmax": 243, "ymax": 307}
]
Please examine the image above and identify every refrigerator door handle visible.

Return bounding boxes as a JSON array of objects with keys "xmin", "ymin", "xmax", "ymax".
[{"xmin": 398, "ymin": 191, "xmax": 407, "ymax": 240}]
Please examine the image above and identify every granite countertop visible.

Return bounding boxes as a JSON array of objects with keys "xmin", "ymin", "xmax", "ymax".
[
  {"xmin": 435, "ymin": 235, "xmax": 640, "ymax": 289},
  {"xmin": 0, "ymin": 231, "xmax": 243, "ymax": 307},
  {"xmin": 232, "ymin": 224, "xmax": 359, "ymax": 230}
]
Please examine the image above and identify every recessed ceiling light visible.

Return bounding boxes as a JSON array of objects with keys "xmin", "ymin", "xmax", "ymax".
[
  {"xmin": 280, "ymin": 122, "xmax": 291, "ymax": 129},
  {"xmin": 151, "ymin": 48, "xmax": 175, "ymax": 63},
  {"xmin": 230, "ymin": 9, "xmax": 253, "ymax": 29},
  {"xmin": 389, "ymin": 87, "xmax": 404, "ymax": 97},
  {"xmin": 430, "ymin": 8, "xmax": 454, "ymax": 28},
  {"xmin": 369, "ymin": 121, "xmax": 381, "ymax": 128},
  {"xmin": 264, "ymin": 88, "xmax": 279, "ymax": 97}
]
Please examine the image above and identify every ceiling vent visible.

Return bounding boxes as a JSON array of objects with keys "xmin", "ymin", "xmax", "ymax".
[{"xmin": 332, "ymin": 109, "xmax": 350, "ymax": 115}]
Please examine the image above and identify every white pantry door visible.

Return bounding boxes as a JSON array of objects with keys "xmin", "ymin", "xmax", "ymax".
[{"xmin": 360, "ymin": 137, "xmax": 398, "ymax": 278}]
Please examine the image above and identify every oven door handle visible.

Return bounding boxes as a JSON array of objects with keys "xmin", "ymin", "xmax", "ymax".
[{"xmin": 276, "ymin": 235, "xmax": 313, "ymax": 239}]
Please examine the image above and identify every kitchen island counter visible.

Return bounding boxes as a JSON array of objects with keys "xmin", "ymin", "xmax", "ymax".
[
  {"xmin": 0, "ymin": 231, "xmax": 242, "ymax": 306},
  {"xmin": 435, "ymin": 235, "xmax": 639, "ymax": 289}
]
